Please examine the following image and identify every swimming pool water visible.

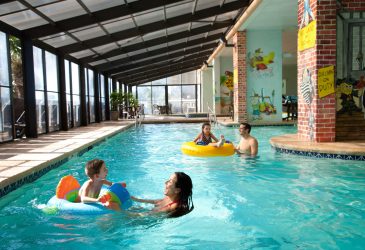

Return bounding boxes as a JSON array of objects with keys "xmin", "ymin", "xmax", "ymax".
[{"xmin": 1, "ymin": 124, "xmax": 364, "ymax": 249}]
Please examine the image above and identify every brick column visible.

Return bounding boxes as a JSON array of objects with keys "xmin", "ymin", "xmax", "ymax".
[
  {"xmin": 232, "ymin": 31, "xmax": 247, "ymax": 123},
  {"xmin": 297, "ymin": 0, "xmax": 337, "ymax": 142}
]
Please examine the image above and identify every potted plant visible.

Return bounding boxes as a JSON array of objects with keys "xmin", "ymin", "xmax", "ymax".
[{"xmin": 110, "ymin": 91, "xmax": 122, "ymax": 120}]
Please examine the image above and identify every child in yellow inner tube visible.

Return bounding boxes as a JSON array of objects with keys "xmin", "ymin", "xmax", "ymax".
[{"xmin": 193, "ymin": 122, "xmax": 225, "ymax": 147}]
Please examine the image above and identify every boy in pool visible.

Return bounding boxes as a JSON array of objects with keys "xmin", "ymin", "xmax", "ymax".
[
  {"xmin": 78, "ymin": 159, "xmax": 113, "ymax": 203},
  {"xmin": 193, "ymin": 122, "xmax": 225, "ymax": 147}
]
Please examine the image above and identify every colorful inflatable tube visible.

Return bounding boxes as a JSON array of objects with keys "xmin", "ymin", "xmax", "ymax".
[
  {"xmin": 45, "ymin": 176, "xmax": 132, "ymax": 215},
  {"xmin": 181, "ymin": 141, "xmax": 235, "ymax": 157}
]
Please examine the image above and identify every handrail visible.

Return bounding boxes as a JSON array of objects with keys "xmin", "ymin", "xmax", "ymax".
[
  {"xmin": 135, "ymin": 105, "xmax": 145, "ymax": 127},
  {"xmin": 207, "ymin": 104, "xmax": 217, "ymax": 126}
]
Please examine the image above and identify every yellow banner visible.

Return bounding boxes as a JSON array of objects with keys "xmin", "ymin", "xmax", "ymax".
[
  {"xmin": 298, "ymin": 20, "xmax": 316, "ymax": 51},
  {"xmin": 318, "ymin": 65, "xmax": 335, "ymax": 98},
  {"xmin": 233, "ymin": 68, "xmax": 238, "ymax": 85}
]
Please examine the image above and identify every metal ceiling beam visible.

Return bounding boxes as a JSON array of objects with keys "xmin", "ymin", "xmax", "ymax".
[
  {"xmin": 124, "ymin": 62, "xmax": 203, "ymax": 84},
  {"xmin": 106, "ymin": 43, "xmax": 216, "ymax": 75},
  {"xmin": 80, "ymin": 21, "xmax": 232, "ymax": 64},
  {"xmin": 58, "ymin": 0, "xmax": 248, "ymax": 54},
  {"xmin": 116, "ymin": 55, "xmax": 208, "ymax": 81},
  {"xmin": 96, "ymin": 33, "xmax": 222, "ymax": 70},
  {"xmin": 118, "ymin": 61, "xmax": 204, "ymax": 83},
  {"xmin": 127, "ymin": 66, "xmax": 201, "ymax": 86},
  {"xmin": 113, "ymin": 50, "xmax": 212, "ymax": 78},
  {"xmin": 23, "ymin": 0, "xmax": 188, "ymax": 38},
  {"xmin": 112, "ymin": 50, "xmax": 212, "ymax": 79}
]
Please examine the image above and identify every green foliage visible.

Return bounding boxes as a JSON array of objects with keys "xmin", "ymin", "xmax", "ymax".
[
  {"xmin": 126, "ymin": 93, "xmax": 139, "ymax": 108},
  {"xmin": 110, "ymin": 91, "xmax": 124, "ymax": 111},
  {"xmin": 9, "ymin": 36, "xmax": 21, "ymax": 60}
]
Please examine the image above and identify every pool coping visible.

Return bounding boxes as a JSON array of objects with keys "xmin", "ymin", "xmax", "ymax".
[
  {"xmin": 270, "ymin": 134, "xmax": 365, "ymax": 161},
  {"xmin": 0, "ymin": 122, "xmax": 134, "ymax": 198}
]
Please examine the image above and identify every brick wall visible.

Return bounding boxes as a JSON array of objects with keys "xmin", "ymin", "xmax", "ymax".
[
  {"xmin": 297, "ymin": 0, "xmax": 337, "ymax": 142},
  {"xmin": 341, "ymin": 0, "xmax": 365, "ymax": 11},
  {"xmin": 232, "ymin": 31, "xmax": 247, "ymax": 123}
]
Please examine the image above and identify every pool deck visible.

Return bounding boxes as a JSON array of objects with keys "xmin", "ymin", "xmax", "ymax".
[{"xmin": 270, "ymin": 134, "xmax": 365, "ymax": 159}]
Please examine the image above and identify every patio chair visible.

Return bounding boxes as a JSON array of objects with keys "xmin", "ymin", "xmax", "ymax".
[{"xmin": 152, "ymin": 104, "xmax": 160, "ymax": 115}]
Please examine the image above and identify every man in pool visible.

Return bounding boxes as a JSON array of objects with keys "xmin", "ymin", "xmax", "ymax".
[{"xmin": 235, "ymin": 122, "xmax": 258, "ymax": 156}]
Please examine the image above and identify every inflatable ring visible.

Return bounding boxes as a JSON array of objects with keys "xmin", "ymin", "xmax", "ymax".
[
  {"xmin": 181, "ymin": 141, "xmax": 235, "ymax": 157},
  {"xmin": 45, "ymin": 176, "xmax": 132, "ymax": 215}
]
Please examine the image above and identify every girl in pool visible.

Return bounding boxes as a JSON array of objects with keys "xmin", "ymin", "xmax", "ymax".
[
  {"xmin": 193, "ymin": 122, "xmax": 225, "ymax": 147},
  {"xmin": 106, "ymin": 172, "xmax": 194, "ymax": 218}
]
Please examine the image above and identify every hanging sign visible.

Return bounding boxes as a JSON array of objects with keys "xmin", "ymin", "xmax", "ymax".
[
  {"xmin": 298, "ymin": 20, "xmax": 316, "ymax": 51},
  {"xmin": 318, "ymin": 65, "xmax": 335, "ymax": 98}
]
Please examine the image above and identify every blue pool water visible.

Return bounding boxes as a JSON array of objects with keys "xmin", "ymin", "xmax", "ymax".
[{"xmin": 1, "ymin": 124, "xmax": 365, "ymax": 249}]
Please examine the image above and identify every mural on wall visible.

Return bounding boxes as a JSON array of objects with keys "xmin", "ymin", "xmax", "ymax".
[
  {"xmin": 300, "ymin": 68, "xmax": 315, "ymax": 141},
  {"xmin": 250, "ymin": 88, "xmax": 277, "ymax": 120},
  {"xmin": 246, "ymin": 30, "xmax": 282, "ymax": 123},
  {"xmin": 219, "ymin": 71, "xmax": 233, "ymax": 114},
  {"xmin": 248, "ymin": 48, "xmax": 275, "ymax": 78},
  {"xmin": 336, "ymin": 77, "xmax": 365, "ymax": 115}
]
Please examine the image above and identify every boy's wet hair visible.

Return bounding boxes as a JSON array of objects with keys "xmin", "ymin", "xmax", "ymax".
[{"xmin": 85, "ymin": 159, "xmax": 105, "ymax": 178}]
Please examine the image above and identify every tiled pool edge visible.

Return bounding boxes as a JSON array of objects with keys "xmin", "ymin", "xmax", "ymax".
[
  {"xmin": 272, "ymin": 146, "xmax": 365, "ymax": 161},
  {"xmin": 270, "ymin": 134, "xmax": 365, "ymax": 161},
  {"xmin": 0, "ymin": 124, "xmax": 134, "ymax": 198}
]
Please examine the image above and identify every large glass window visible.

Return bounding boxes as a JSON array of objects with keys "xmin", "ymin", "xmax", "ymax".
[
  {"xmin": 100, "ymin": 74, "xmax": 105, "ymax": 121},
  {"xmin": 33, "ymin": 47, "xmax": 46, "ymax": 134},
  {"xmin": 0, "ymin": 32, "xmax": 13, "ymax": 142},
  {"xmin": 182, "ymin": 85, "xmax": 196, "ymax": 113},
  {"xmin": 33, "ymin": 48, "xmax": 60, "ymax": 133},
  {"xmin": 64, "ymin": 60, "xmax": 81, "ymax": 128},
  {"xmin": 152, "ymin": 86, "xmax": 165, "ymax": 106},
  {"xmin": 137, "ymin": 86, "xmax": 151, "ymax": 114},
  {"xmin": 168, "ymin": 86, "xmax": 181, "ymax": 113},
  {"xmin": 71, "ymin": 62, "xmax": 80, "ymax": 127},
  {"xmin": 65, "ymin": 59, "xmax": 72, "ymax": 128},
  {"xmin": 134, "ymin": 70, "xmax": 200, "ymax": 114},
  {"xmin": 86, "ymin": 69, "xmax": 95, "ymax": 123},
  {"xmin": 182, "ymin": 71, "xmax": 196, "ymax": 84},
  {"xmin": 45, "ymin": 51, "xmax": 59, "ymax": 132}
]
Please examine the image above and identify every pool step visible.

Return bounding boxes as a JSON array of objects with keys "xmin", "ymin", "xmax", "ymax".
[{"xmin": 336, "ymin": 111, "xmax": 365, "ymax": 141}]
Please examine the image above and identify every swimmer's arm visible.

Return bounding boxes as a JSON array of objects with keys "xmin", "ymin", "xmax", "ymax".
[
  {"xmin": 211, "ymin": 133, "xmax": 219, "ymax": 142},
  {"xmin": 193, "ymin": 133, "xmax": 201, "ymax": 143},
  {"xmin": 102, "ymin": 179, "xmax": 113, "ymax": 186},
  {"xmin": 234, "ymin": 140, "xmax": 241, "ymax": 153},
  {"xmin": 250, "ymin": 139, "xmax": 258, "ymax": 156},
  {"xmin": 131, "ymin": 196, "xmax": 161, "ymax": 204}
]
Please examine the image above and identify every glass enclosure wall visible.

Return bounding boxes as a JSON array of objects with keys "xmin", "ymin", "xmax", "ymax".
[
  {"xmin": 33, "ymin": 47, "xmax": 60, "ymax": 134},
  {"xmin": 45, "ymin": 51, "xmax": 59, "ymax": 132},
  {"xmin": 100, "ymin": 74, "xmax": 105, "ymax": 121},
  {"xmin": 0, "ymin": 31, "xmax": 13, "ymax": 142},
  {"xmin": 64, "ymin": 60, "xmax": 81, "ymax": 128},
  {"xmin": 85, "ymin": 68, "xmax": 95, "ymax": 123},
  {"xmin": 136, "ymin": 70, "xmax": 201, "ymax": 114},
  {"xmin": 71, "ymin": 62, "xmax": 81, "ymax": 127}
]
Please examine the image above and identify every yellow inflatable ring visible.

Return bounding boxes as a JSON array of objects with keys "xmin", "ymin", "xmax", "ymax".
[{"xmin": 181, "ymin": 142, "xmax": 235, "ymax": 157}]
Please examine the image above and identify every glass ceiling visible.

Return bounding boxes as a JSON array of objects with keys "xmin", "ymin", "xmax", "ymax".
[{"xmin": 0, "ymin": 0, "xmax": 250, "ymax": 85}]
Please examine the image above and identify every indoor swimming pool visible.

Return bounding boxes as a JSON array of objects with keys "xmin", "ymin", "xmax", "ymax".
[{"xmin": 0, "ymin": 124, "xmax": 364, "ymax": 249}]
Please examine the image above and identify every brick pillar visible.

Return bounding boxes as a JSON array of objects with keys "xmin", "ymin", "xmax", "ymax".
[
  {"xmin": 232, "ymin": 31, "xmax": 247, "ymax": 123},
  {"xmin": 297, "ymin": 0, "xmax": 337, "ymax": 142}
]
